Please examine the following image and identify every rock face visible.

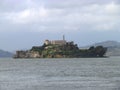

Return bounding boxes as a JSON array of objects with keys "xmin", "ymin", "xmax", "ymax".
[{"xmin": 14, "ymin": 51, "xmax": 41, "ymax": 58}]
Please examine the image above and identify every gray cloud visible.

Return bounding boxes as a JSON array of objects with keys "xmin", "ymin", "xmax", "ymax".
[
  {"xmin": 0, "ymin": 0, "xmax": 118, "ymax": 12},
  {"xmin": 0, "ymin": 0, "xmax": 119, "ymax": 32},
  {"xmin": 0, "ymin": 0, "xmax": 120, "ymax": 51},
  {"xmin": 0, "ymin": 0, "xmax": 26, "ymax": 12}
]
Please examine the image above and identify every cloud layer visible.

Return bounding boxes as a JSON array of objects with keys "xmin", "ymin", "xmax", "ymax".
[
  {"xmin": 0, "ymin": 0, "xmax": 120, "ymax": 32},
  {"xmin": 0, "ymin": 0, "xmax": 120, "ymax": 51}
]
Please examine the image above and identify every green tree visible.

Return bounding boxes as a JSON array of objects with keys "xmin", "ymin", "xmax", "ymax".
[{"xmin": 94, "ymin": 46, "xmax": 107, "ymax": 57}]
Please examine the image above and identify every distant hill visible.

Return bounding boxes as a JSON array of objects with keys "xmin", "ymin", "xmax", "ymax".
[
  {"xmin": 0, "ymin": 50, "xmax": 13, "ymax": 57},
  {"xmin": 93, "ymin": 41, "xmax": 120, "ymax": 47},
  {"xmin": 80, "ymin": 41, "xmax": 120, "ymax": 56}
]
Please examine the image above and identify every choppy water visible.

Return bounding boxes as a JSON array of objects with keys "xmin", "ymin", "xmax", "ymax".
[{"xmin": 0, "ymin": 57, "xmax": 120, "ymax": 90}]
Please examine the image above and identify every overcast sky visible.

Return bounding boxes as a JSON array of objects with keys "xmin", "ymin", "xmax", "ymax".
[{"xmin": 0, "ymin": 0, "xmax": 120, "ymax": 52}]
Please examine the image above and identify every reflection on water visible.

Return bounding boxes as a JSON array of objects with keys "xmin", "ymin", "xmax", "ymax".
[{"xmin": 0, "ymin": 57, "xmax": 120, "ymax": 90}]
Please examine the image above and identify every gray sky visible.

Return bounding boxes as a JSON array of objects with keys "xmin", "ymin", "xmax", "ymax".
[{"xmin": 0, "ymin": 0, "xmax": 120, "ymax": 52}]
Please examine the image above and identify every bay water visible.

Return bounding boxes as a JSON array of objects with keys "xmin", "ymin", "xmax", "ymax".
[{"xmin": 0, "ymin": 57, "xmax": 120, "ymax": 90}]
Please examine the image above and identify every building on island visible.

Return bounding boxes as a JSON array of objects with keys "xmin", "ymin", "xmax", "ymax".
[
  {"xmin": 13, "ymin": 35, "xmax": 77, "ymax": 58},
  {"xmin": 44, "ymin": 40, "xmax": 66, "ymax": 45},
  {"xmin": 44, "ymin": 35, "xmax": 67, "ymax": 45}
]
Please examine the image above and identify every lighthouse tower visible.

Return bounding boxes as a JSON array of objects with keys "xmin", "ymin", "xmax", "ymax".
[{"xmin": 63, "ymin": 35, "xmax": 65, "ymax": 41}]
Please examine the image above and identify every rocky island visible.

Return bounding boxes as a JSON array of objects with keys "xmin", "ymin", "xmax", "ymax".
[{"xmin": 14, "ymin": 37, "xmax": 107, "ymax": 58}]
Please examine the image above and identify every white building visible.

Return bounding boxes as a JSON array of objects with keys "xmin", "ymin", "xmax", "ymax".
[
  {"xmin": 44, "ymin": 35, "xmax": 67, "ymax": 45},
  {"xmin": 44, "ymin": 40, "xmax": 66, "ymax": 45}
]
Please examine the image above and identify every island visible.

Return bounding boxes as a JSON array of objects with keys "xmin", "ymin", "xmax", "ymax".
[{"xmin": 14, "ymin": 37, "xmax": 107, "ymax": 58}]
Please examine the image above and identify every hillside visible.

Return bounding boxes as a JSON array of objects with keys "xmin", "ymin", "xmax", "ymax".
[
  {"xmin": 93, "ymin": 41, "xmax": 120, "ymax": 47},
  {"xmin": 0, "ymin": 50, "xmax": 13, "ymax": 57},
  {"xmin": 81, "ymin": 41, "xmax": 120, "ymax": 56}
]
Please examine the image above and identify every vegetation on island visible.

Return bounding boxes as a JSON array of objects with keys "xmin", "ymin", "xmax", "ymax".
[
  {"xmin": 14, "ymin": 42, "xmax": 107, "ymax": 58},
  {"xmin": 30, "ymin": 43, "xmax": 107, "ymax": 58}
]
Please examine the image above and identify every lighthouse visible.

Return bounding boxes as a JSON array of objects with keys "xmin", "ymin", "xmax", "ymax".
[{"xmin": 63, "ymin": 35, "xmax": 65, "ymax": 41}]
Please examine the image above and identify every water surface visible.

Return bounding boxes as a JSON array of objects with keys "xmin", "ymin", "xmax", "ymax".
[{"xmin": 0, "ymin": 57, "xmax": 120, "ymax": 90}]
